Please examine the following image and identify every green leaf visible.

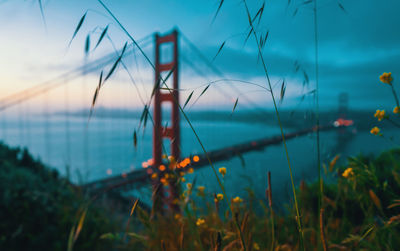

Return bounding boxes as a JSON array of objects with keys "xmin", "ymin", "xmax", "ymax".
[
  {"xmin": 99, "ymin": 233, "xmax": 116, "ymax": 240},
  {"xmin": 68, "ymin": 12, "xmax": 87, "ymax": 47},
  {"xmin": 127, "ymin": 232, "xmax": 147, "ymax": 241},
  {"xmin": 183, "ymin": 91, "xmax": 194, "ymax": 109},
  {"xmin": 95, "ymin": 25, "xmax": 109, "ymax": 49}
]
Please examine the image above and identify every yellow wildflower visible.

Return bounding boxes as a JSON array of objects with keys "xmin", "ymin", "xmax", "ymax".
[
  {"xmin": 219, "ymin": 167, "xmax": 227, "ymax": 177},
  {"xmin": 188, "ymin": 167, "xmax": 194, "ymax": 174},
  {"xmin": 181, "ymin": 177, "xmax": 186, "ymax": 182},
  {"xmin": 214, "ymin": 193, "xmax": 224, "ymax": 203},
  {"xmin": 370, "ymin": 126, "xmax": 380, "ymax": 135},
  {"xmin": 174, "ymin": 213, "xmax": 182, "ymax": 220},
  {"xmin": 196, "ymin": 218, "xmax": 205, "ymax": 226},
  {"xmin": 394, "ymin": 106, "xmax": 400, "ymax": 114},
  {"xmin": 380, "ymin": 72, "xmax": 393, "ymax": 85},
  {"xmin": 151, "ymin": 173, "xmax": 158, "ymax": 180},
  {"xmin": 342, "ymin": 167, "xmax": 354, "ymax": 178},
  {"xmin": 197, "ymin": 186, "xmax": 205, "ymax": 193},
  {"xmin": 253, "ymin": 243, "xmax": 260, "ymax": 250},
  {"xmin": 186, "ymin": 183, "xmax": 192, "ymax": 190},
  {"xmin": 232, "ymin": 196, "xmax": 243, "ymax": 203},
  {"xmin": 160, "ymin": 177, "xmax": 168, "ymax": 185},
  {"xmin": 374, "ymin": 109, "xmax": 386, "ymax": 121}
]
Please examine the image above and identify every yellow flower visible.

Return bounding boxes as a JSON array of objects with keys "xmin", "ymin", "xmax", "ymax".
[
  {"xmin": 196, "ymin": 218, "xmax": 205, "ymax": 226},
  {"xmin": 186, "ymin": 183, "xmax": 192, "ymax": 190},
  {"xmin": 151, "ymin": 173, "xmax": 158, "ymax": 180},
  {"xmin": 188, "ymin": 167, "xmax": 194, "ymax": 174},
  {"xmin": 232, "ymin": 196, "xmax": 243, "ymax": 203},
  {"xmin": 370, "ymin": 126, "xmax": 380, "ymax": 135},
  {"xmin": 214, "ymin": 193, "xmax": 224, "ymax": 203},
  {"xmin": 342, "ymin": 167, "xmax": 354, "ymax": 178},
  {"xmin": 253, "ymin": 243, "xmax": 260, "ymax": 250},
  {"xmin": 219, "ymin": 167, "xmax": 227, "ymax": 177},
  {"xmin": 394, "ymin": 106, "xmax": 400, "ymax": 114},
  {"xmin": 374, "ymin": 109, "xmax": 386, "ymax": 121},
  {"xmin": 197, "ymin": 186, "xmax": 205, "ymax": 193},
  {"xmin": 174, "ymin": 213, "xmax": 182, "ymax": 220},
  {"xmin": 181, "ymin": 177, "xmax": 186, "ymax": 182},
  {"xmin": 380, "ymin": 72, "xmax": 393, "ymax": 85}
]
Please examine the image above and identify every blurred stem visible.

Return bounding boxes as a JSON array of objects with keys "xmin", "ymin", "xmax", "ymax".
[
  {"xmin": 391, "ymin": 84, "xmax": 400, "ymax": 108},
  {"xmin": 386, "ymin": 117, "xmax": 400, "ymax": 128},
  {"xmin": 314, "ymin": 0, "xmax": 322, "ymax": 211},
  {"xmin": 270, "ymin": 208, "xmax": 275, "ymax": 251}
]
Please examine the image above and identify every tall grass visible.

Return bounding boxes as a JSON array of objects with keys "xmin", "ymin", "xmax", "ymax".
[{"xmin": 240, "ymin": 0, "xmax": 304, "ymax": 248}]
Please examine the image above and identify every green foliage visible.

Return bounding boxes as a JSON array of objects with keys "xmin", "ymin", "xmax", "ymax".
[
  {"xmin": 98, "ymin": 149, "xmax": 400, "ymax": 250},
  {"xmin": 0, "ymin": 143, "xmax": 117, "ymax": 250}
]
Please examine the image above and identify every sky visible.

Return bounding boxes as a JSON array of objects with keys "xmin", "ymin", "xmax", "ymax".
[{"xmin": 0, "ymin": 0, "xmax": 399, "ymax": 113}]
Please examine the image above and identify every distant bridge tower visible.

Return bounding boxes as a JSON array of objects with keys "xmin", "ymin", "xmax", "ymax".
[
  {"xmin": 338, "ymin": 92, "xmax": 348, "ymax": 119},
  {"xmin": 152, "ymin": 29, "xmax": 181, "ymax": 213}
]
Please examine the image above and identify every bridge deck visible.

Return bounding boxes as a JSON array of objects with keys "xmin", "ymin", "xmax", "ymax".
[{"xmin": 83, "ymin": 123, "xmax": 342, "ymax": 193}]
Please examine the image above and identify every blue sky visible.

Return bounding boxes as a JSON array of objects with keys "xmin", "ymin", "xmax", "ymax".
[{"xmin": 0, "ymin": 0, "xmax": 399, "ymax": 112}]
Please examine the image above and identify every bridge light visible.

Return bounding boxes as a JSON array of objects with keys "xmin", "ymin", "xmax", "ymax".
[
  {"xmin": 159, "ymin": 165, "xmax": 166, "ymax": 171},
  {"xmin": 184, "ymin": 157, "xmax": 191, "ymax": 165}
]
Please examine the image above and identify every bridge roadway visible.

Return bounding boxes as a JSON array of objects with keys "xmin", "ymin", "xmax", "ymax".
[{"xmin": 82, "ymin": 122, "xmax": 347, "ymax": 193}]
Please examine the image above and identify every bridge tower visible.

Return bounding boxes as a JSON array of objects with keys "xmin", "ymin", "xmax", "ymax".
[
  {"xmin": 152, "ymin": 29, "xmax": 181, "ymax": 213},
  {"xmin": 338, "ymin": 92, "xmax": 349, "ymax": 119}
]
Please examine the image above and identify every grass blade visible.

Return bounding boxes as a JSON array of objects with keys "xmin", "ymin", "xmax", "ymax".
[
  {"xmin": 133, "ymin": 130, "xmax": 138, "ymax": 149},
  {"xmin": 200, "ymin": 84, "xmax": 210, "ymax": 97},
  {"xmin": 231, "ymin": 98, "xmax": 239, "ymax": 114},
  {"xmin": 212, "ymin": 0, "xmax": 225, "ymax": 23},
  {"xmin": 183, "ymin": 91, "xmax": 194, "ymax": 109},
  {"xmin": 95, "ymin": 25, "xmax": 109, "ymax": 49},
  {"xmin": 38, "ymin": 0, "xmax": 47, "ymax": 28},
  {"xmin": 213, "ymin": 41, "xmax": 225, "ymax": 61},
  {"xmin": 104, "ymin": 42, "xmax": 128, "ymax": 82},
  {"xmin": 280, "ymin": 80, "xmax": 286, "ymax": 104},
  {"xmin": 68, "ymin": 12, "xmax": 87, "ymax": 47},
  {"xmin": 124, "ymin": 199, "xmax": 139, "ymax": 241},
  {"xmin": 85, "ymin": 34, "xmax": 90, "ymax": 56},
  {"xmin": 338, "ymin": 2, "xmax": 347, "ymax": 13},
  {"xmin": 74, "ymin": 208, "xmax": 88, "ymax": 242}
]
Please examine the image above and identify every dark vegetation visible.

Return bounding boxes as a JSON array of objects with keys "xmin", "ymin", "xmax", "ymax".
[
  {"xmin": 0, "ymin": 143, "xmax": 118, "ymax": 250},
  {"xmin": 1, "ymin": 142, "xmax": 400, "ymax": 250}
]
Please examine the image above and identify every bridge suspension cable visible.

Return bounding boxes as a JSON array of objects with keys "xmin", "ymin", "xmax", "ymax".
[
  {"xmin": 0, "ymin": 34, "xmax": 153, "ymax": 112},
  {"xmin": 181, "ymin": 33, "xmax": 272, "ymax": 117}
]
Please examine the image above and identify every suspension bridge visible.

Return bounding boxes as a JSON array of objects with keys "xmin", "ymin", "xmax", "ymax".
[{"xmin": 0, "ymin": 29, "xmax": 353, "ymax": 211}]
